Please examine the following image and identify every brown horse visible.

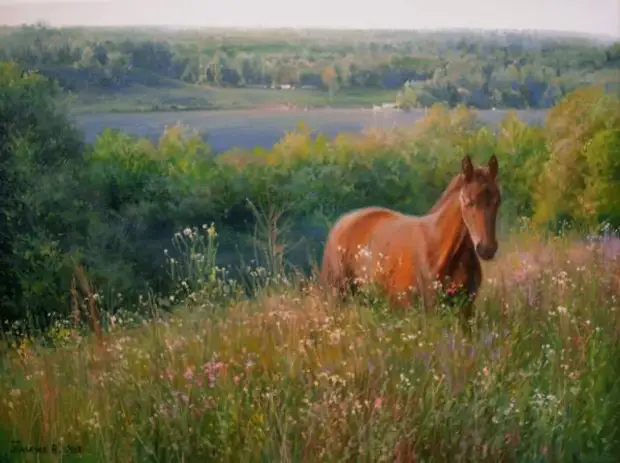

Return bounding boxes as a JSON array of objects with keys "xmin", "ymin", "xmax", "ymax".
[{"xmin": 320, "ymin": 154, "xmax": 501, "ymax": 318}]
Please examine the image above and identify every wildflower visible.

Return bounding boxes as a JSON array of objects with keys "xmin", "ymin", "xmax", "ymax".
[
  {"xmin": 374, "ymin": 397, "xmax": 383, "ymax": 409},
  {"xmin": 202, "ymin": 361, "xmax": 225, "ymax": 387},
  {"xmin": 184, "ymin": 367, "xmax": 194, "ymax": 381},
  {"xmin": 206, "ymin": 223, "xmax": 217, "ymax": 238},
  {"xmin": 557, "ymin": 305, "xmax": 567, "ymax": 314}
]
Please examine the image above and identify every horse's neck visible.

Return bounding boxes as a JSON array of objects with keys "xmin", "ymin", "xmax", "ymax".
[
  {"xmin": 428, "ymin": 192, "xmax": 471, "ymax": 277},
  {"xmin": 428, "ymin": 175, "xmax": 463, "ymax": 214}
]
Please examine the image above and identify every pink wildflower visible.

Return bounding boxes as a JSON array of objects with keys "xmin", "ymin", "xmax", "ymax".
[{"xmin": 202, "ymin": 361, "xmax": 225, "ymax": 387}]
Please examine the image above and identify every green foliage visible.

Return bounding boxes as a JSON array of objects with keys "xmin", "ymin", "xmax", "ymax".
[
  {"xmin": 495, "ymin": 110, "xmax": 548, "ymax": 221},
  {"xmin": 0, "ymin": 61, "xmax": 84, "ymax": 323},
  {"xmin": 1, "ymin": 25, "xmax": 619, "ymax": 111},
  {"xmin": 582, "ymin": 128, "xmax": 620, "ymax": 225},
  {"xmin": 534, "ymin": 86, "xmax": 620, "ymax": 228},
  {"xmin": 396, "ymin": 83, "xmax": 420, "ymax": 109}
]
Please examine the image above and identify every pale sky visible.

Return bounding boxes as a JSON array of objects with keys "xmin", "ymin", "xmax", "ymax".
[{"xmin": 0, "ymin": 0, "xmax": 619, "ymax": 38}]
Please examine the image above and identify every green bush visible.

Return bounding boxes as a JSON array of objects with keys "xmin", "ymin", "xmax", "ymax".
[
  {"xmin": 2, "ymin": 62, "xmax": 620, "ymax": 330},
  {"xmin": 0, "ymin": 61, "xmax": 85, "ymax": 324},
  {"xmin": 534, "ymin": 85, "xmax": 620, "ymax": 229}
]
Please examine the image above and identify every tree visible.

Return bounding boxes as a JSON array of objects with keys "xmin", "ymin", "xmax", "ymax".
[
  {"xmin": 533, "ymin": 86, "xmax": 620, "ymax": 228},
  {"xmin": 276, "ymin": 64, "xmax": 299, "ymax": 86},
  {"xmin": 0, "ymin": 61, "xmax": 85, "ymax": 323},
  {"xmin": 207, "ymin": 50, "xmax": 225, "ymax": 85},
  {"xmin": 396, "ymin": 82, "xmax": 419, "ymax": 110},
  {"xmin": 582, "ymin": 128, "xmax": 620, "ymax": 226},
  {"xmin": 321, "ymin": 65, "xmax": 339, "ymax": 102}
]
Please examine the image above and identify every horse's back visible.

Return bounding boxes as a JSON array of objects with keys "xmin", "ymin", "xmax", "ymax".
[
  {"xmin": 320, "ymin": 207, "xmax": 403, "ymax": 285},
  {"xmin": 327, "ymin": 206, "xmax": 403, "ymax": 248}
]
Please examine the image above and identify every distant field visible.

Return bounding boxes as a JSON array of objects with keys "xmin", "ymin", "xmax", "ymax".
[
  {"xmin": 73, "ymin": 107, "xmax": 548, "ymax": 153},
  {"xmin": 66, "ymin": 84, "xmax": 400, "ymax": 114}
]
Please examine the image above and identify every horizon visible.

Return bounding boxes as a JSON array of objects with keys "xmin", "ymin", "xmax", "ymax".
[{"xmin": 0, "ymin": 0, "xmax": 618, "ymax": 39}]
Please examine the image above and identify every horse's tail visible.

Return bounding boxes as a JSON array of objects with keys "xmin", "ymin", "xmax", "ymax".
[
  {"xmin": 319, "ymin": 232, "xmax": 342, "ymax": 286},
  {"xmin": 319, "ymin": 224, "xmax": 353, "ymax": 299}
]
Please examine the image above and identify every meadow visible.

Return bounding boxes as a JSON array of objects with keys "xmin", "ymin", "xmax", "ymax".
[
  {"xmin": 1, "ymin": 60, "xmax": 620, "ymax": 461},
  {"xmin": 66, "ymin": 85, "xmax": 402, "ymax": 115},
  {"xmin": 1, "ymin": 221, "xmax": 619, "ymax": 462}
]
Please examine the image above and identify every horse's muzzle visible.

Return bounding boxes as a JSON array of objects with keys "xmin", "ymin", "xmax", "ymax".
[{"xmin": 476, "ymin": 242, "xmax": 497, "ymax": 260}]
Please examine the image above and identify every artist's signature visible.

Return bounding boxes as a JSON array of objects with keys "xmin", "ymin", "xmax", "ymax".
[{"xmin": 9, "ymin": 440, "xmax": 82, "ymax": 454}]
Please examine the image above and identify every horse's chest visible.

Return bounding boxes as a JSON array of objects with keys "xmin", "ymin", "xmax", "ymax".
[{"xmin": 449, "ymin": 257, "xmax": 481, "ymax": 294}]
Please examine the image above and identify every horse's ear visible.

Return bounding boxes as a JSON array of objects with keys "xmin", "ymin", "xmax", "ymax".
[
  {"xmin": 488, "ymin": 153, "xmax": 498, "ymax": 180},
  {"xmin": 461, "ymin": 155, "xmax": 474, "ymax": 182}
]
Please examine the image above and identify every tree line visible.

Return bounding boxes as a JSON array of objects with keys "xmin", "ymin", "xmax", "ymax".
[{"xmin": 0, "ymin": 24, "xmax": 619, "ymax": 109}]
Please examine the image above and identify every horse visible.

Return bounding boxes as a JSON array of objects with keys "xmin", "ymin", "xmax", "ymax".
[{"xmin": 319, "ymin": 154, "xmax": 501, "ymax": 320}]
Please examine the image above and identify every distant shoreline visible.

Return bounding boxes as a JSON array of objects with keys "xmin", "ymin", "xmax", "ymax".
[{"xmin": 68, "ymin": 102, "xmax": 547, "ymax": 117}]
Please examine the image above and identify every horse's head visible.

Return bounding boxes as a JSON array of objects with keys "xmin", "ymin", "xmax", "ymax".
[{"xmin": 458, "ymin": 154, "xmax": 501, "ymax": 261}]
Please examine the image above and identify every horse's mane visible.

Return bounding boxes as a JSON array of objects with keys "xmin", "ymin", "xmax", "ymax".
[
  {"xmin": 428, "ymin": 174, "xmax": 465, "ymax": 214},
  {"xmin": 428, "ymin": 167, "xmax": 492, "ymax": 214}
]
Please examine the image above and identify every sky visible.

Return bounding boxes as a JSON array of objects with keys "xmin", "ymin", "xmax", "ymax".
[{"xmin": 0, "ymin": 0, "xmax": 619, "ymax": 38}]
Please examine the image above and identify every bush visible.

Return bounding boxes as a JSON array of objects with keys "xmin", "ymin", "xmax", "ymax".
[
  {"xmin": 534, "ymin": 85, "xmax": 620, "ymax": 229},
  {"xmin": 0, "ymin": 61, "xmax": 85, "ymax": 323}
]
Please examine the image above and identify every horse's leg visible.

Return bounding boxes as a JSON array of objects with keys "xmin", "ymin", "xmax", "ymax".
[
  {"xmin": 423, "ymin": 285, "xmax": 438, "ymax": 314},
  {"xmin": 460, "ymin": 264, "xmax": 481, "ymax": 335},
  {"xmin": 416, "ymin": 274, "xmax": 438, "ymax": 314},
  {"xmin": 460, "ymin": 299, "xmax": 475, "ymax": 320},
  {"xmin": 337, "ymin": 277, "xmax": 357, "ymax": 304},
  {"xmin": 325, "ymin": 266, "xmax": 359, "ymax": 307},
  {"xmin": 387, "ymin": 290, "xmax": 410, "ymax": 314},
  {"xmin": 459, "ymin": 302, "xmax": 474, "ymax": 338},
  {"xmin": 320, "ymin": 243, "xmax": 350, "ymax": 302}
]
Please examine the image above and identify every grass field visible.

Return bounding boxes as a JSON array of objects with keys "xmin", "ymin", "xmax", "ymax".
[
  {"xmin": 66, "ymin": 84, "xmax": 400, "ymax": 115},
  {"xmin": 73, "ymin": 107, "xmax": 548, "ymax": 153},
  {"xmin": 1, "ymin": 226, "xmax": 619, "ymax": 461}
]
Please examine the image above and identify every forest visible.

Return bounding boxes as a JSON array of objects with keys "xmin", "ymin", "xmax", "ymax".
[{"xmin": 1, "ymin": 24, "xmax": 619, "ymax": 110}]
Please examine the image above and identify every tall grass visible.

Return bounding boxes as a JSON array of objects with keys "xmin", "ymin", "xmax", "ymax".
[{"xmin": 1, "ymin": 224, "xmax": 619, "ymax": 462}]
